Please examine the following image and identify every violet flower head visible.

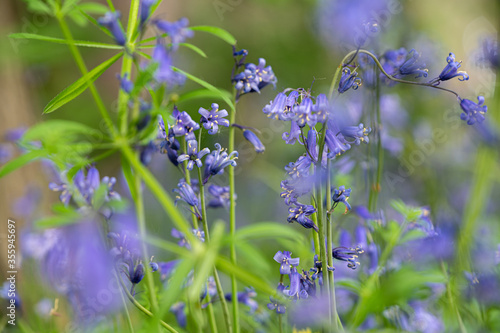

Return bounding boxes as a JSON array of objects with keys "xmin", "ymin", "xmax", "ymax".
[
  {"xmin": 280, "ymin": 179, "xmax": 299, "ymax": 206},
  {"xmin": 294, "ymin": 97, "xmax": 316, "ymax": 127},
  {"xmin": 263, "ymin": 92, "xmax": 287, "ymax": 120},
  {"xmin": 233, "ymin": 57, "xmax": 276, "ymax": 98},
  {"xmin": 433, "ymin": 52, "xmax": 469, "ymax": 84},
  {"xmin": 287, "ymin": 203, "xmax": 318, "ymax": 232},
  {"xmin": 225, "ymin": 287, "xmax": 259, "ymax": 314},
  {"xmin": 399, "ymin": 49, "xmax": 428, "ymax": 78},
  {"xmin": 155, "ymin": 18, "xmax": 194, "ymax": 49},
  {"xmin": 140, "ymin": 0, "xmax": 156, "ymax": 26},
  {"xmin": 273, "ymin": 251, "xmax": 300, "ymax": 275},
  {"xmin": 98, "ymin": 12, "xmax": 126, "ymax": 46},
  {"xmin": 157, "ymin": 115, "xmax": 167, "ymax": 139},
  {"xmin": 312, "ymin": 93, "xmax": 330, "ymax": 123},
  {"xmin": 283, "ymin": 267, "xmax": 301, "ymax": 297},
  {"xmin": 152, "ymin": 40, "xmax": 186, "ymax": 86},
  {"xmin": 477, "ymin": 37, "xmax": 499, "ymax": 69},
  {"xmin": 247, "ymin": 58, "xmax": 277, "ymax": 91},
  {"xmin": 199, "ymin": 103, "xmax": 229, "ymax": 134},
  {"xmin": 170, "ymin": 302, "xmax": 187, "ymax": 328},
  {"xmin": 207, "ymin": 184, "xmax": 232, "ymax": 208},
  {"xmin": 177, "ymin": 139, "xmax": 210, "ymax": 170},
  {"xmin": 325, "ymin": 127, "xmax": 351, "ymax": 158},
  {"xmin": 332, "ymin": 186, "xmax": 352, "ymax": 212},
  {"xmin": 282, "ymin": 120, "xmax": 301, "ymax": 145},
  {"xmin": 171, "ymin": 106, "xmax": 200, "ymax": 136},
  {"xmin": 459, "ymin": 96, "xmax": 487, "ymax": 125},
  {"xmin": 340, "ymin": 123, "xmax": 371, "ymax": 145},
  {"xmin": 338, "ymin": 67, "xmax": 362, "ymax": 93},
  {"xmin": 203, "ymin": 143, "xmax": 237, "ymax": 183},
  {"xmin": 173, "ymin": 179, "xmax": 199, "ymax": 208},
  {"xmin": 332, "ymin": 246, "xmax": 364, "ymax": 270},
  {"xmin": 117, "ymin": 73, "xmax": 133, "ymax": 94},
  {"xmin": 285, "ymin": 156, "xmax": 312, "ymax": 179},
  {"xmin": 243, "ymin": 129, "xmax": 265, "ymax": 153}
]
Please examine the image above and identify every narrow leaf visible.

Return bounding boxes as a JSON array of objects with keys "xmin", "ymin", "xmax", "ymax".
[
  {"xmin": 43, "ymin": 52, "xmax": 123, "ymax": 114},
  {"xmin": 0, "ymin": 150, "xmax": 46, "ymax": 179},
  {"xmin": 189, "ymin": 26, "xmax": 237, "ymax": 45},
  {"xmin": 9, "ymin": 33, "xmax": 122, "ymax": 49}
]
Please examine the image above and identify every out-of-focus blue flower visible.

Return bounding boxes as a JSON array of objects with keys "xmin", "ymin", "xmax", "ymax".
[
  {"xmin": 465, "ymin": 271, "xmax": 500, "ymax": 306},
  {"xmin": 98, "ymin": 12, "xmax": 126, "ymax": 46},
  {"xmin": 243, "ymin": 129, "xmax": 265, "ymax": 153},
  {"xmin": 477, "ymin": 37, "xmax": 499, "ymax": 69},
  {"xmin": 338, "ymin": 67, "xmax": 362, "ymax": 93},
  {"xmin": 140, "ymin": 0, "xmax": 156, "ymax": 26},
  {"xmin": 459, "ymin": 96, "xmax": 487, "ymax": 125},
  {"xmin": 152, "ymin": 40, "xmax": 186, "ymax": 85},
  {"xmin": 340, "ymin": 123, "xmax": 371, "ymax": 145},
  {"xmin": 332, "ymin": 246, "xmax": 364, "ymax": 270},
  {"xmin": 399, "ymin": 49, "xmax": 428, "ymax": 78},
  {"xmin": 0, "ymin": 144, "xmax": 12, "ymax": 164},
  {"xmin": 225, "ymin": 287, "xmax": 259, "ymax": 314},
  {"xmin": 267, "ymin": 284, "xmax": 286, "ymax": 315},
  {"xmin": 150, "ymin": 261, "xmax": 159, "ymax": 272},
  {"xmin": 177, "ymin": 139, "xmax": 210, "ymax": 170},
  {"xmin": 171, "ymin": 106, "xmax": 199, "ymax": 136},
  {"xmin": 140, "ymin": 140, "xmax": 158, "ymax": 165},
  {"xmin": 158, "ymin": 260, "xmax": 179, "ymax": 281},
  {"xmin": 283, "ymin": 267, "xmax": 301, "ymax": 297},
  {"xmin": 312, "ymin": 93, "xmax": 330, "ymax": 123},
  {"xmin": 117, "ymin": 73, "xmax": 133, "ymax": 93},
  {"xmin": 157, "ymin": 115, "xmax": 167, "ymax": 139},
  {"xmin": 431, "ymin": 52, "xmax": 469, "ymax": 84},
  {"xmin": 273, "ymin": 251, "xmax": 300, "ymax": 275},
  {"xmin": 287, "ymin": 203, "xmax": 318, "ymax": 231},
  {"xmin": 199, "ymin": 103, "xmax": 229, "ymax": 134},
  {"xmin": 5, "ymin": 127, "xmax": 26, "ymax": 142},
  {"xmin": 332, "ymin": 186, "xmax": 352, "ymax": 212},
  {"xmin": 203, "ymin": 143, "xmax": 237, "ymax": 183},
  {"xmin": 409, "ymin": 302, "xmax": 444, "ymax": 333},
  {"xmin": 170, "ymin": 302, "xmax": 187, "ymax": 328},
  {"xmin": 171, "ymin": 228, "xmax": 205, "ymax": 250},
  {"xmin": 155, "ymin": 18, "xmax": 194, "ymax": 49},
  {"xmin": 282, "ymin": 120, "xmax": 302, "ymax": 145},
  {"xmin": 13, "ymin": 186, "xmax": 40, "ymax": 218},
  {"xmin": 207, "ymin": 184, "xmax": 232, "ymax": 209}
]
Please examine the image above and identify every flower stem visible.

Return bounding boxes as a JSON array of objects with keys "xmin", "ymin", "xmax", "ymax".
[
  {"xmin": 183, "ymin": 138, "xmax": 200, "ymax": 230},
  {"xmin": 197, "ymin": 167, "xmax": 233, "ymax": 333},
  {"xmin": 116, "ymin": 271, "xmax": 135, "ymax": 333},
  {"xmin": 229, "ymin": 92, "xmax": 240, "ymax": 333},
  {"xmin": 368, "ymin": 74, "xmax": 383, "ymax": 212}
]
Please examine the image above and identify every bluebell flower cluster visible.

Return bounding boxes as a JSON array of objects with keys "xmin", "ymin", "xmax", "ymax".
[
  {"xmin": 98, "ymin": 12, "xmax": 126, "ymax": 46},
  {"xmin": 338, "ymin": 67, "xmax": 362, "ymax": 93},
  {"xmin": 379, "ymin": 48, "xmax": 428, "ymax": 86}
]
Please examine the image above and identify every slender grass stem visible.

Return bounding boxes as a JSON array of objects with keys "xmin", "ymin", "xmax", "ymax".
[
  {"xmin": 368, "ymin": 74, "xmax": 383, "ymax": 211},
  {"xmin": 228, "ymin": 91, "xmax": 240, "ymax": 333},
  {"xmin": 116, "ymin": 271, "xmax": 136, "ymax": 333}
]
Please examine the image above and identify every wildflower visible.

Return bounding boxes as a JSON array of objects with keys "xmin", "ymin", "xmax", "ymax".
[
  {"xmin": 309, "ymin": 254, "xmax": 323, "ymax": 286},
  {"xmin": 155, "ymin": 18, "xmax": 194, "ymax": 49},
  {"xmin": 285, "ymin": 156, "xmax": 312, "ymax": 179},
  {"xmin": 233, "ymin": 58, "xmax": 276, "ymax": 98},
  {"xmin": 283, "ymin": 267, "xmax": 301, "ymax": 297},
  {"xmin": 199, "ymin": 103, "xmax": 229, "ymax": 134},
  {"xmin": 459, "ymin": 96, "xmax": 487, "ymax": 125},
  {"xmin": 332, "ymin": 246, "xmax": 363, "ymax": 269},
  {"xmin": 280, "ymin": 180, "xmax": 299, "ymax": 206},
  {"xmin": 477, "ymin": 37, "xmax": 499, "ymax": 69},
  {"xmin": 381, "ymin": 48, "xmax": 408, "ymax": 75},
  {"xmin": 243, "ymin": 129, "xmax": 265, "ymax": 153},
  {"xmin": 203, "ymin": 143, "xmax": 237, "ymax": 183},
  {"xmin": 273, "ymin": 251, "xmax": 300, "ymax": 275},
  {"xmin": 150, "ymin": 261, "xmax": 159, "ymax": 272},
  {"xmin": 207, "ymin": 184, "xmax": 232, "ymax": 208},
  {"xmin": 140, "ymin": 141, "xmax": 157, "ymax": 165},
  {"xmin": 282, "ymin": 120, "xmax": 302, "ymax": 145},
  {"xmin": 140, "ymin": 0, "xmax": 156, "ymax": 26},
  {"xmin": 246, "ymin": 58, "xmax": 277, "ymax": 91},
  {"xmin": 173, "ymin": 179, "xmax": 199, "ymax": 208},
  {"xmin": 98, "ymin": 12, "xmax": 126, "ymax": 45},
  {"xmin": 117, "ymin": 73, "xmax": 133, "ymax": 93},
  {"xmin": 340, "ymin": 123, "xmax": 371, "ymax": 145},
  {"xmin": 152, "ymin": 40, "xmax": 186, "ymax": 85},
  {"xmin": 267, "ymin": 297, "xmax": 286, "ymax": 314},
  {"xmin": 332, "ymin": 185, "xmax": 352, "ymax": 213},
  {"xmin": 171, "ymin": 106, "xmax": 200, "ymax": 136},
  {"xmin": 177, "ymin": 139, "xmax": 210, "ymax": 170},
  {"xmin": 287, "ymin": 203, "xmax": 318, "ymax": 231},
  {"xmin": 338, "ymin": 67, "xmax": 362, "ymax": 93},
  {"xmin": 294, "ymin": 97, "xmax": 316, "ymax": 127},
  {"xmin": 263, "ymin": 92, "xmax": 287, "ymax": 120},
  {"xmin": 170, "ymin": 302, "xmax": 187, "ymax": 328},
  {"xmin": 5, "ymin": 127, "xmax": 26, "ymax": 142},
  {"xmin": 171, "ymin": 228, "xmax": 205, "ymax": 250},
  {"xmin": 399, "ymin": 49, "xmax": 428, "ymax": 78},
  {"xmin": 157, "ymin": 115, "xmax": 167, "ymax": 139},
  {"xmin": 225, "ymin": 287, "xmax": 259, "ymax": 313},
  {"xmin": 325, "ymin": 128, "xmax": 351, "ymax": 158},
  {"xmin": 312, "ymin": 93, "xmax": 330, "ymax": 123},
  {"xmin": 432, "ymin": 52, "xmax": 469, "ymax": 84},
  {"xmin": 128, "ymin": 262, "xmax": 145, "ymax": 284}
]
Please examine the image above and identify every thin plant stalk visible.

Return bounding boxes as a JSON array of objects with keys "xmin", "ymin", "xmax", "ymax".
[{"xmin": 368, "ymin": 74, "xmax": 383, "ymax": 211}]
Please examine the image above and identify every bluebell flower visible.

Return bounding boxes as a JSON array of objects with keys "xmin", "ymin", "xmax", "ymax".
[
  {"xmin": 409, "ymin": 302, "xmax": 444, "ymax": 333},
  {"xmin": 285, "ymin": 155, "xmax": 312, "ymax": 179},
  {"xmin": 325, "ymin": 128, "xmax": 351, "ymax": 158},
  {"xmin": 207, "ymin": 184, "xmax": 232, "ymax": 208},
  {"xmin": 280, "ymin": 180, "xmax": 299, "ymax": 206},
  {"xmin": 338, "ymin": 67, "xmax": 362, "ymax": 93},
  {"xmin": 283, "ymin": 267, "xmax": 301, "ymax": 297},
  {"xmin": 48, "ymin": 181, "xmax": 71, "ymax": 205},
  {"xmin": 225, "ymin": 287, "xmax": 259, "ymax": 314},
  {"xmin": 140, "ymin": 0, "xmax": 156, "ymax": 26},
  {"xmin": 5, "ymin": 127, "xmax": 26, "ymax": 142},
  {"xmin": 155, "ymin": 18, "xmax": 194, "ymax": 49},
  {"xmin": 177, "ymin": 139, "xmax": 210, "ymax": 170},
  {"xmin": 128, "ymin": 262, "xmax": 145, "ymax": 285},
  {"xmin": 0, "ymin": 144, "xmax": 12, "ymax": 164},
  {"xmin": 399, "ymin": 49, "xmax": 428, "ymax": 78},
  {"xmin": 312, "ymin": 93, "xmax": 330, "ymax": 123},
  {"xmin": 332, "ymin": 246, "xmax": 363, "ymax": 269},
  {"xmin": 263, "ymin": 92, "xmax": 287, "ymax": 120},
  {"xmin": 140, "ymin": 140, "xmax": 158, "ymax": 165},
  {"xmin": 157, "ymin": 115, "xmax": 167, "ymax": 139},
  {"xmin": 431, "ymin": 52, "xmax": 469, "ymax": 84},
  {"xmin": 477, "ymin": 37, "xmax": 499, "ymax": 69},
  {"xmin": 158, "ymin": 260, "xmax": 179, "ymax": 281},
  {"xmin": 282, "ymin": 120, "xmax": 302, "ymax": 145},
  {"xmin": 152, "ymin": 40, "xmax": 186, "ymax": 85},
  {"xmin": 309, "ymin": 254, "xmax": 323, "ymax": 287},
  {"xmin": 98, "ymin": 12, "xmax": 126, "ymax": 46},
  {"xmin": 199, "ymin": 103, "xmax": 229, "ymax": 134},
  {"xmin": 233, "ymin": 58, "xmax": 276, "ymax": 98},
  {"xmin": 287, "ymin": 203, "xmax": 318, "ymax": 231},
  {"xmin": 246, "ymin": 58, "xmax": 277, "ymax": 91},
  {"xmin": 332, "ymin": 186, "xmax": 352, "ymax": 212},
  {"xmin": 173, "ymin": 179, "xmax": 200, "ymax": 208},
  {"xmin": 243, "ymin": 130, "xmax": 265, "ymax": 153},
  {"xmin": 203, "ymin": 143, "xmax": 237, "ymax": 183},
  {"xmin": 355, "ymin": 225, "xmax": 368, "ymax": 249},
  {"xmin": 170, "ymin": 302, "xmax": 187, "ymax": 328},
  {"xmin": 267, "ymin": 297, "xmax": 286, "ymax": 314},
  {"xmin": 150, "ymin": 261, "xmax": 159, "ymax": 272},
  {"xmin": 171, "ymin": 106, "xmax": 200, "ymax": 136},
  {"xmin": 159, "ymin": 140, "xmax": 180, "ymax": 167},
  {"xmin": 381, "ymin": 48, "xmax": 408, "ymax": 75},
  {"xmin": 117, "ymin": 73, "xmax": 133, "ymax": 93},
  {"xmin": 340, "ymin": 123, "xmax": 371, "ymax": 145},
  {"xmin": 171, "ymin": 228, "xmax": 205, "ymax": 250},
  {"xmin": 273, "ymin": 251, "xmax": 300, "ymax": 275},
  {"xmin": 459, "ymin": 96, "xmax": 487, "ymax": 125},
  {"xmin": 294, "ymin": 97, "xmax": 316, "ymax": 127}
]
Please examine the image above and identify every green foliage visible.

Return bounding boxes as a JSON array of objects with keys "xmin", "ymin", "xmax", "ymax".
[
  {"xmin": 189, "ymin": 26, "xmax": 237, "ymax": 45},
  {"xmin": 9, "ymin": 33, "xmax": 123, "ymax": 49}
]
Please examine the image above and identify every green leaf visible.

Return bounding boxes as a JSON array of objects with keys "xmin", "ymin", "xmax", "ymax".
[
  {"xmin": 9, "ymin": 33, "xmax": 123, "ymax": 49},
  {"xmin": 34, "ymin": 214, "xmax": 81, "ymax": 229},
  {"xmin": 175, "ymin": 88, "xmax": 233, "ymax": 105},
  {"xmin": 22, "ymin": 0, "xmax": 53, "ymax": 15},
  {"xmin": 0, "ymin": 150, "xmax": 46, "ymax": 179},
  {"xmin": 233, "ymin": 222, "xmax": 307, "ymax": 243},
  {"xmin": 172, "ymin": 66, "xmax": 234, "ymax": 109},
  {"xmin": 189, "ymin": 25, "xmax": 237, "ymax": 45},
  {"xmin": 77, "ymin": 2, "xmax": 109, "ymax": 14},
  {"xmin": 216, "ymin": 256, "xmax": 275, "ymax": 295},
  {"xmin": 43, "ymin": 52, "xmax": 123, "ymax": 114},
  {"xmin": 139, "ymin": 43, "xmax": 207, "ymax": 58}
]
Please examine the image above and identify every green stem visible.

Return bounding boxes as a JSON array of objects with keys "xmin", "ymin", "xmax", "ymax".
[
  {"xmin": 228, "ymin": 93, "xmax": 240, "ymax": 333},
  {"xmin": 279, "ymin": 313, "xmax": 283, "ymax": 333},
  {"xmin": 196, "ymin": 168, "xmax": 220, "ymax": 333},
  {"xmin": 441, "ymin": 263, "xmax": 467, "ymax": 333},
  {"xmin": 183, "ymin": 138, "xmax": 200, "ymax": 229},
  {"xmin": 368, "ymin": 74, "xmax": 383, "ymax": 211},
  {"xmin": 117, "ymin": 270, "xmax": 179, "ymax": 333},
  {"xmin": 55, "ymin": 13, "xmax": 117, "ymax": 137},
  {"xmin": 116, "ymin": 271, "xmax": 136, "ymax": 333}
]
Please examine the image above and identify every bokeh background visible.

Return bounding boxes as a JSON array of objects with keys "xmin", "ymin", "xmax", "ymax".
[{"xmin": 0, "ymin": 0, "xmax": 499, "ymax": 331}]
